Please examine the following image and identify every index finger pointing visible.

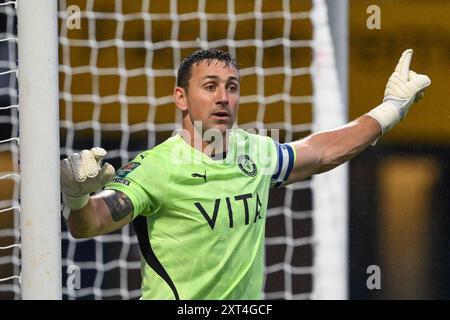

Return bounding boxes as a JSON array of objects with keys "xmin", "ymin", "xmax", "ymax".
[{"xmin": 395, "ymin": 49, "xmax": 413, "ymax": 81}]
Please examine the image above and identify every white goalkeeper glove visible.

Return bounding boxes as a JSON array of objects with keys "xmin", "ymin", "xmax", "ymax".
[
  {"xmin": 368, "ymin": 49, "xmax": 431, "ymax": 138},
  {"xmin": 60, "ymin": 147, "xmax": 115, "ymax": 216}
]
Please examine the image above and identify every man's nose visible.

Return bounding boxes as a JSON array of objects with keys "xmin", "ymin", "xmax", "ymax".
[{"xmin": 216, "ymin": 86, "xmax": 229, "ymax": 104}]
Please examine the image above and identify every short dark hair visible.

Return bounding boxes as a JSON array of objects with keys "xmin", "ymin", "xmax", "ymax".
[{"xmin": 176, "ymin": 49, "xmax": 239, "ymax": 91}]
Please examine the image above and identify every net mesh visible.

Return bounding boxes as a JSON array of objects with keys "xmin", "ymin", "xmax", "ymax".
[
  {"xmin": 0, "ymin": 0, "xmax": 345, "ymax": 299},
  {"xmin": 0, "ymin": 0, "xmax": 20, "ymax": 300}
]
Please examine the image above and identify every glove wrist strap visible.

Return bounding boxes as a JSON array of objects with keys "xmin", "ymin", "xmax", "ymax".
[
  {"xmin": 367, "ymin": 101, "xmax": 402, "ymax": 134},
  {"xmin": 367, "ymin": 101, "xmax": 403, "ymax": 146}
]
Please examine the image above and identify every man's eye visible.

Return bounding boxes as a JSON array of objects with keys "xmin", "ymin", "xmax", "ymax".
[
  {"xmin": 205, "ymin": 85, "xmax": 216, "ymax": 91},
  {"xmin": 228, "ymin": 84, "xmax": 238, "ymax": 92}
]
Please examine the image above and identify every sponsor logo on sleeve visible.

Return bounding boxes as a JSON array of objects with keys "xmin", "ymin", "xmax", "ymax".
[
  {"xmin": 116, "ymin": 162, "xmax": 141, "ymax": 178},
  {"xmin": 112, "ymin": 178, "xmax": 130, "ymax": 186}
]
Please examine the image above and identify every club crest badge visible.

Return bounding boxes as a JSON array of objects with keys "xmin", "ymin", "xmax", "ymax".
[{"xmin": 237, "ymin": 155, "xmax": 257, "ymax": 177}]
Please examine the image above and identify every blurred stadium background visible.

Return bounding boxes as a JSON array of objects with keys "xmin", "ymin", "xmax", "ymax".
[{"xmin": 0, "ymin": 0, "xmax": 449, "ymax": 299}]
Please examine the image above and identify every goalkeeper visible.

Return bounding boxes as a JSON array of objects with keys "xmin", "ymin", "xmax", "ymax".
[{"xmin": 60, "ymin": 48, "xmax": 430, "ymax": 299}]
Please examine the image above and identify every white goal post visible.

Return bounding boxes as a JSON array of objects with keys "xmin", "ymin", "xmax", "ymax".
[
  {"xmin": 311, "ymin": 0, "xmax": 348, "ymax": 299},
  {"xmin": 17, "ymin": 0, "xmax": 61, "ymax": 299}
]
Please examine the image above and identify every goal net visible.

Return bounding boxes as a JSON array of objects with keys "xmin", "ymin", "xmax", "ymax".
[
  {"xmin": 0, "ymin": 0, "xmax": 347, "ymax": 299},
  {"xmin": 0, "ymin": 0, "xmax": 20, "ymax": 299}
]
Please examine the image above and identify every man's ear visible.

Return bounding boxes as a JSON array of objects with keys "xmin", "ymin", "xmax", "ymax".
[{"xmin": 174, "ymin": 87, "xmax": 187, "ymax": 112}]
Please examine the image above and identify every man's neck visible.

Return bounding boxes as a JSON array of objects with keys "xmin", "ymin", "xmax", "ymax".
[{"xmin": 181, "ymin": 126, "xmax": 229, "ymax": 158}]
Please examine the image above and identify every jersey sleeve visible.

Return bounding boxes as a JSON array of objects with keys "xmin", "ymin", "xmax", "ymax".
[
  {"xmin": 270, "ymin": 141, "xmax": 296, "ymax": 188},
  {"xmin": 105, "ymin": 152, "xmax": 167, "ymax": 219}
]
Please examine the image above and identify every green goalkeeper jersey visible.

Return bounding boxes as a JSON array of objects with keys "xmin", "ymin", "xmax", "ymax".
[{"xmin": 106, "ymin": 129, "xmax": 295, "ymax": 299}]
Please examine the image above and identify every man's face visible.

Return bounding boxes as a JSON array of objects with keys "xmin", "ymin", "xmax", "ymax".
[{"xmin": 181, "ymin": 60, "xmax": 240, "ymax": 135}]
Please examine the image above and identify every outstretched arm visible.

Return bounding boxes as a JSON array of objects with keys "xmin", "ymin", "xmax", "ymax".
[
  {"xmin": 67, "ymin": 190, "xmax": 133, "ymax": 238},
  {"xmin": 286, "ymin": 114, "xmax": 380, "ymax": 183},
  {"xmin": 285, "ymin": 49, "xmax": 431, "ymax": 184}
]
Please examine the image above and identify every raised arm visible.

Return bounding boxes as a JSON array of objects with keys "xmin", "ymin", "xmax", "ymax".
[
  {"xmin": 286, "ymin": 49, "xmax": 431, "ymax": 184},
  {"xmin": 286, "ymin": 115, "xmax": 380, "ymax": 182},
  {"xmin": 61, "ymin": 148, "xmax": 133, "ymax": 238}
]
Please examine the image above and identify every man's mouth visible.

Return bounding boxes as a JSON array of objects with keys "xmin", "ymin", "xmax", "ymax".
[{"xmin": 211, "ymin": 111, "xmax": 230, "ymax": 118}]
